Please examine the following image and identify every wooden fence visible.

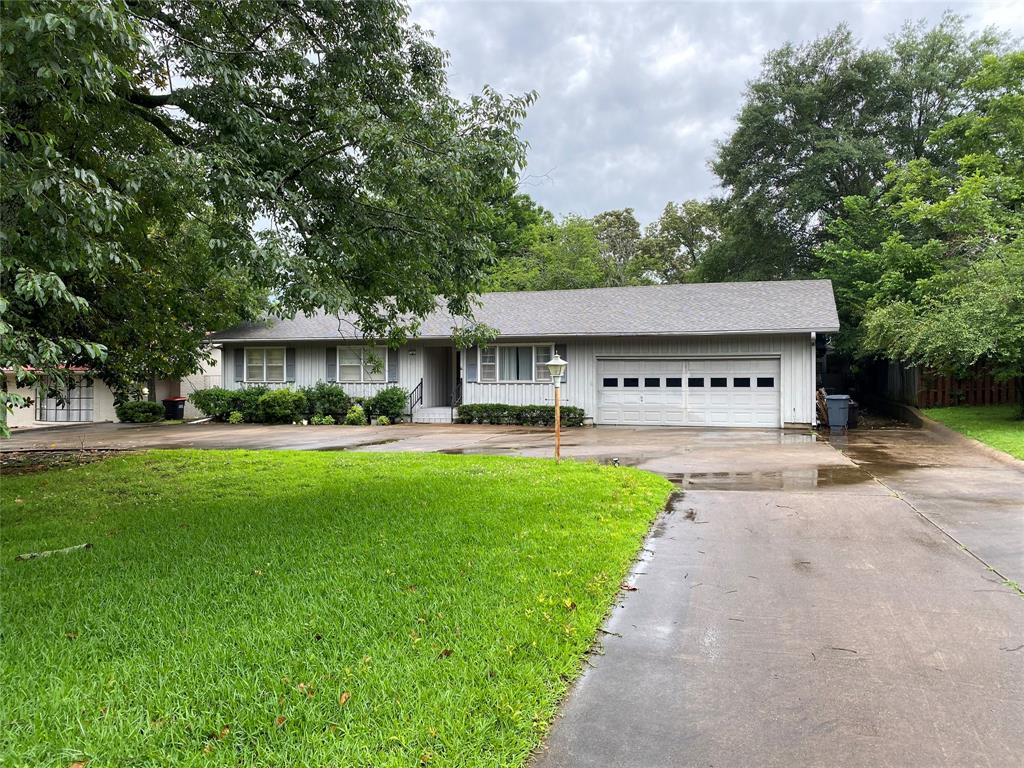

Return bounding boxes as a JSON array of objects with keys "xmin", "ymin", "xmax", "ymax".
[{"xmin": 903, "ymin": 365, "xmax": 1020, "ymax": 408}]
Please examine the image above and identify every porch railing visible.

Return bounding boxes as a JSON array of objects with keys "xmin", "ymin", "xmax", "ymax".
[
  {"xmin": 450, "ymin": 376, "xmax": 463, "ymax": 421},
  {"xmin": 408, "ymin": 378, "xmax": 423, "ymax": 415}
]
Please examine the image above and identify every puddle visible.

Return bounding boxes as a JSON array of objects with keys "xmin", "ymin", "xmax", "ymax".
[
  {"xmin": 664, "ymin": 465, "xmax": 874, "ymax": 490},
  {"xmin": 315, "ymin": 439, "xmax": 400, "ymax": 450}
]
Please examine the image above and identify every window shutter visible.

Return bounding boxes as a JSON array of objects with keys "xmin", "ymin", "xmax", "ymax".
[
  {"xmin": 555, "ymin": 343, "xmax": 567, "ymax": 383},
  {"xmin": 233, "ymin": 348, "xmax": 245, "ymax": 382},
  {"xmin": 285, "ymin": 348, "xmax": 296, "ymax": 382},
  {"xmin": 466, "ymin": 346, "xmax": 478, "ymax": 383},
  {"xmin": 326, "ymin": 347, "xmax": 337, "ymax": 382},
  {"xmin": 387, "ymin": 348, "xmax": 399, "ymax": 382}
]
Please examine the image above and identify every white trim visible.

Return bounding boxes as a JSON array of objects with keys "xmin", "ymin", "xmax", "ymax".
[
  {"xmin": 335, "ymin": 345, "xmax": 389, "ymax": 384},
  {"xmin": 243, "ymin": 346, "xmax": 287, "ymax": 383},
  {"xmin": 477, "ymin": 343, "xmax": 553, "ymax": 384}
]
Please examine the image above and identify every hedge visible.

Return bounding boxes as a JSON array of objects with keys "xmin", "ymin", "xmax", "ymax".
[
  {"xmin": 189, "ymin": 384, "xmax": 407, "ymax": 425},
  {"xmin": 455, "ymin": 403, "xmax": 585, "ymax": 427},
  {"xmin": 115, "ymin": 400, "xmax": 164, "ymax": 423}
]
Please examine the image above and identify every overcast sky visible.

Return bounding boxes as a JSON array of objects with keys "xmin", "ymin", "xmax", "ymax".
[{"xmin": 409, "ymin": 0, "xmax": 1022, "ymax": 224}]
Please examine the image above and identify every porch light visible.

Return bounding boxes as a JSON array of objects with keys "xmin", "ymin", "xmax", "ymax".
[{"xmin": 545, "ymin": 354, "xmax": 567, "ymax": 385}]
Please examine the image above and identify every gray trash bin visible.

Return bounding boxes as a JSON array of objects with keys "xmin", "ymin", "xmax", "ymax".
[{"xmin": 825, "ymin": 394, "xmax": 851, "ymax": 433}]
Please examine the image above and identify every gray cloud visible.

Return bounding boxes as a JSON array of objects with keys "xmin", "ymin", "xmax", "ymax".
[{"xmin": 410, "ymin": 0, "xmax": 1023, "ymax": 223}]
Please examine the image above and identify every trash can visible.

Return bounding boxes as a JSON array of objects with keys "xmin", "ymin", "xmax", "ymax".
[
  {"xmin": 825, "ymin": 394, "xmax": 851, "ymax": 433},
  {"xmin": 162, "ymin": 396, "xmax": 187, "ymax": 420},
  {"xmin": 847, "ymin": 400, "xmax": 860, "ymax": 429}
]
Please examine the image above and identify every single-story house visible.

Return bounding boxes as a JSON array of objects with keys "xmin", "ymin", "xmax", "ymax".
[{"xmin": 209, "ymin": 280, "xmax": 839, "ymax": 428}]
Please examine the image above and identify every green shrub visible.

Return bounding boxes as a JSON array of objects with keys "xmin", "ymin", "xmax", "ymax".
[
  {"xmin": 365, "ymin": 386, "xmax": 407, "ymax": 423},
  {"xmin": 344, "ymin": 404, "xmax": 367, "ymax": 426},
  {"xmin": 234, "ymin": 386, "xmax": 268, "ymax": 423},
  {"xmin": 189, "ymin": 387, "xmax": 235, "ymax": 421},
  {"xmin": 454, "ymin": 404, "xmax": 585, "ymax": 427},
  {"xmin": 310, "ymin": 414, "xmax": 336, "ymax": 426},
  {"xmin": 115, "ymin": 400, "xmax": 164, "ymax": 423},
  {"xmin": 227, "ymin": 411, "xmax": 244, "ymax": 424},
  {"xmin": 376, "ymin": 415, "xmax": 390, "ymax": 426},
  {"xmin": 257, "ymin": 389, "xmax": 307, "ymax": 424},
  {"xmin": 301, "ymin": 382, "xmax": 351, "ymax": 421}
]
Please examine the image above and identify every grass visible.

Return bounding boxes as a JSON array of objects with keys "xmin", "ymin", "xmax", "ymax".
[
  {"xmin": 923, "ymin": 404, "xmax": 1024, "ymax": 460},
  {"xmin": 0, "ymin": 450, "xmax": 672, "ymax": 767}
]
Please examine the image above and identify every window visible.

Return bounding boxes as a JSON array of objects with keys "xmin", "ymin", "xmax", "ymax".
[
  {"xmin": 710, "ymin": 377, "xmax": 727, "ymax": 387},
  {"xmin": 245, "ymin": 347, "xmax": 286, "ymax": 382},
  {"xmin": 337, "ymin": 346, "xmax": 387, "ymax": 383},
  {"xmin": 534, "ymin": 345, "xmax": 553, "ymax": 382},
  {"xmin": 733, "ymin": 377, "xmax": 751, "ymax": 387},
  {"xmin": 757, "ymin": 377, "xmax": 775, "ymax": 388},
  {"xmin": 479, "ymin": 344, "xmax": 556, "ymax": 383},
  {"xmin": 602, "ymin": 377, "xmax": 618, "ymax": 387},
  {"xmin": 666, "ymin": 378, "xmax": 682, "ymax": 388},
  {"xmin": 623, "ymin": 377, "xmax": 639, "ymax": 387},
  {"xmin": 687, "ymin": 377, "xmax": 704, "ymax": 387},
  {"xmin": 644, "ymin": 377, "xmax": 660, "ymax": 387}
]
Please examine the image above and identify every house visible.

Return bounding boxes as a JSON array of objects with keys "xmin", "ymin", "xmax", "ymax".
[{"xmin": 209, "ymin": 280, "xmax": 839, "ymax": 428}]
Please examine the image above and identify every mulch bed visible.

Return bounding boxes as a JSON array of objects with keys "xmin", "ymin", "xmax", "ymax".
[{"xmin": 0, "ymin": 449, "xmax": 131, "ymax": 476}]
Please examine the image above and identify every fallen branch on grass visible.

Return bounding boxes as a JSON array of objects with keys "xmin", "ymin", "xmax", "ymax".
[{"xmin": 15, "ymin": 543, "xmax": 92, "ymax": 561}]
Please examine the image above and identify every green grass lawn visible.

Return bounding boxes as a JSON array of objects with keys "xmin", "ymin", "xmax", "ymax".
[
  {"xmin": 0, "ymin": 451, "xmax": 671, "ymax": 767},
  {"xmin": 923, "ymin": 404, "xmax": 1024, "ymax": 460}
]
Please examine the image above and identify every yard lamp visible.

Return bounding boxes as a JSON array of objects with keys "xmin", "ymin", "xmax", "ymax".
[{"xmin": 545, "ymin": 353, "xmax": 568, "ymax": 462}]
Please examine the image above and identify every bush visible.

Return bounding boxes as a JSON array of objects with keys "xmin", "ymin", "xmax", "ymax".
[
  {"xmin": 301, "ymin": 382, "xmax": 351, "ymax": 421},
  {"xmin": 455, "ymin": 404, "xmax": 585, "ymax": 427},
  {"xmin": 189, "ymin": 387, "xmax": 235, "ymax": 421},
  {"xmin": 234, "ymin": 386, "xmax": 268, "ymax": 423},
  {"xmin": 116, "ymin": 400, "xmax": 164, "ymax": 423},
  {"xmin": 227, "ymin": 411, "xmax": 244, "ymax": 424},
  {"xmin": 365, "ymin": 386, "xmax": 407, "ymax": 423},
  {"xmin": 310, "ymin": 414, "xmax": 336, "ymax": 426},
  {"xmin": 344, "ymin": 404, "xmax": 367, "ymax": 426},
  {"xmin": 376, "ymin": 415, "xmax": 390, "ymax": 426},
  {"xmin": 257, "ymin": 389, "xmax": 307, "ymax": 424}
]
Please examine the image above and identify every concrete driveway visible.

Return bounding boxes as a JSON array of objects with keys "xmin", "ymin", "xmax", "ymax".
[{"xmin": 5, "ymin": 420, "xmax": 1023, "ymax": 765}]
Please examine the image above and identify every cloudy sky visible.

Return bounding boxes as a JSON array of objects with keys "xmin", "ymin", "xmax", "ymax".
[{"xmin": 409, "ymin": 0, "xmax": 1022, "ymax": 224}]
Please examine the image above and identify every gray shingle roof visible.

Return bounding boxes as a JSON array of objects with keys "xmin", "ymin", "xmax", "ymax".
[{"xmin": 210, "ymin": 279, "xmax": 839, "ymax": 342}]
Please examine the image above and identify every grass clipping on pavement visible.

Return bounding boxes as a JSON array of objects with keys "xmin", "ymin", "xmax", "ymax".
[{"xmin": 1, "ymin": 450, "xmax": 672, "ymax": 767}]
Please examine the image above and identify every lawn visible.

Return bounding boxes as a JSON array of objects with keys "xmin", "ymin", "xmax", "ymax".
[
  {"xmin": 923, "ymin": 404, "xmax": 1024, "ymax": 460},
  {"xmin": 0, "ymin": 450, "xmax": 671, "ymax": 767}
]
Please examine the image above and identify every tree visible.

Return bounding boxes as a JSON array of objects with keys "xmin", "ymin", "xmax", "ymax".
[
  {"xmin": 819, "ymin": 52, "xmax": 1024, "ymax": 413},
  {"xmin": 592, "ymin": 208, "xmax": 644, "ymax": 285},
  {"xmin": 1, "ymin": 0, "xmax": 532, "ymax": 429},
  {"xmin": 712, "ymin": 14, "xmax": 1005, "ymax": 279},
  {"xmin": 638, "ymin": 200, "xmax": 724, "ymax": 283}
]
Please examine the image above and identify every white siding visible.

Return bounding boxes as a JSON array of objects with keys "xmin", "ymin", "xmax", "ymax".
[{"xmin": 463, "ymin": 334, "xmax": 816, "ymax": 426}]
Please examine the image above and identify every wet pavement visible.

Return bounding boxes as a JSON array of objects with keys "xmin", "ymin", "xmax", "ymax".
[{"xmin": 6, "ymin": 419, "xmax": 1023, "ymax": 765}]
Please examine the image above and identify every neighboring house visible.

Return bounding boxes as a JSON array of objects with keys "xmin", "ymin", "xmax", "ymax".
[{"xmin": 209, "ymin": 280, "xmax": 839, "ymax": 428}]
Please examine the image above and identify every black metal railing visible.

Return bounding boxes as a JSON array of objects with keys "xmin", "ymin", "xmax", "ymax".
[
  {"xmin": 408, "ymin": 378, "xmax": 423, "ymax": 415},
  {"xmin": 450, "ymin": 376, "xmax": 463, "ymax": 421}
]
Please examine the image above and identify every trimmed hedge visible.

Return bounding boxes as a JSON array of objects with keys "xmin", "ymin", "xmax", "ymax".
[
  {"xmin": 364, "ymin": 386, "xmax": 407, "ymax": 423},
  {"xmin": 455, "ymin": 403, "xmax": 585, "ymax": 427},
  {"xmin": 115, "ymin": 400, "xmax": 164, "ymax": 423},
  {"xmin": 258, "ymin": 389, "xmax": 307, "ymax": 424},
  {"xmin": 301, "ymin": 382, "xmax": 351, "ymax": 422},
  {"xmin": 189, "ymin": 383, "xmax": 405, "ymax": 425}
]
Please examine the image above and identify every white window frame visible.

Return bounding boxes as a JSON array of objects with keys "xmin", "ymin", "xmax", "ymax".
[
  {"xmin": 244, "ymin": 347, "xmax": 287, "ymax": 383},
  {"xmin": 478, "ymin": 343, "xmax": 553, "ymax": 384},
  {"xmin": 336, "ymin": 345, "xmax": 388, "ymax": 384}
]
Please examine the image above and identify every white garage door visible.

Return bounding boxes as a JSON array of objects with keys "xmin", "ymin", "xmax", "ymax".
[{"xmin": 597, "ymin": 358, "xmax": 781, "ymax": 428}]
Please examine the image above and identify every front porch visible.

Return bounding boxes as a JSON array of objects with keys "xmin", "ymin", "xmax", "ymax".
[{"xmin": 408, "ymin": 345, "xmax": 461, "ymax": 424}]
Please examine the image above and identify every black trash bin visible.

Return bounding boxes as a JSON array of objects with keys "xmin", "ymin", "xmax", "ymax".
[
  {"xmin": 825, "ymin": 394, "xmax": 850, "ymax": 433},
  {"xmin": 162, "ymin": 396, "xmax": 187, "ymax": 420}
]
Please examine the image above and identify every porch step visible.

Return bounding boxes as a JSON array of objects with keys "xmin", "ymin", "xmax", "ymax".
[{"xmin": 411, "ymin": 406, "xmax": 454, "ymax": 424}]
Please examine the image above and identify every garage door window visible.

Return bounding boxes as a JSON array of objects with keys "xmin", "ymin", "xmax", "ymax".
[
  {"xmin": 733, "ymin": 377, "xmax": 751, "ymax": 387},
  {"xmin": 710, "ymin": 377, "xmax": 727, "ymax": 387},
  {"xmin": 623, "ymin": 378, "xmax": 639, "ymax": 387},
  {"xmin": 666, "ymin": 378, "xmax": 682, "ymax": 387},
  {"xmin": 602, "ymin": 377, "xmax": 618, "ymax": 387},
  {"xmin": 688, "ymin": 377, "xmax": 704, "ymax": 387},
  {"xmin": 757, "ymin": 377, "xmax": 775, "ymax": 387}
]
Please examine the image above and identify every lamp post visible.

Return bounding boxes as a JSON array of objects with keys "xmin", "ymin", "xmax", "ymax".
[{"xmin": 545, "ymin": 353, "xmax": 568, "ymax": 462}]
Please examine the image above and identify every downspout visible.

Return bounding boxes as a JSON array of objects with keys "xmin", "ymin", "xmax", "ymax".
[{"xmin": 810, "ymin": 332, "xmax": 817, "ymax": 427}]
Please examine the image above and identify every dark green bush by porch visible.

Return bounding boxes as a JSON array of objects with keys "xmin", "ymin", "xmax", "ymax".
[
  {"xmin": 456, "ymin": 403, "xmax": 585, "ymax": 427},
  {"xmin": 364, "ymin": 386, "xmax": 407, "ymax": 423},
  {"xmin": 257, "ymin": 388, "xmax": 307, "ymax": 424},
  {"xmin": 300, "ymin": 382, "xmax": 351, "ymax": 421},
  {"xmin": 115, "ymin": 400, "xmax": 164, "ymax": 423}
]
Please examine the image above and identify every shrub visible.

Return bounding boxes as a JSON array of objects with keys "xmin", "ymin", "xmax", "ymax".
[
  {"xmin": 344, "ymin": 404, "xmax": 367, "ymax": 426},
  {"xmin": 376, "ymin": 415, "xmax": 390, "ymax": 426},
  {"xmin": 365, "ymin": 386, "xmax": 407, "ymax": 423},
  {"xmin": 227, "ymin": 411, "xmax": 244, "ymax": 424},
  {"xmin": 257, "ymin": 389, "xmax": 307, "ymax": 424},
  {"xmin": 310, "ymin": 414, "xmax": 336, "ymax": 426},
  {"xmin": 189, "ymin": 387, "xmax": 235, "ymax": 421},
  {"xmin": 116, "ymin": 400, "xmax": 164, "ymax": 423},
  {"xmin": 234, "ymin": 386, "xmax": 268, "ymax": 423},
  {"xmin": 301, "ymin": 382, "xmax": 351, "ymax": 421},
  {"xmin": 455, "ymin": 404, "xmax": 585, "ymax": 427}
]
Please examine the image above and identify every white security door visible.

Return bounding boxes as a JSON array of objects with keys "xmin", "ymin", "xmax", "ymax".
[
  {"xmin": 597, "ymin": 360, "xmax": 685, "ymax": 425},
  {"xmin": 684, "ymin": 359, "xmax": 780, "ymax": 427}
]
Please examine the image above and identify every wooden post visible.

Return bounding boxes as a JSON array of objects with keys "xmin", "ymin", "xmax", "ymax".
[{"xmin": 554, "ymin": 383, "xmax": 561, "ymax": 463}]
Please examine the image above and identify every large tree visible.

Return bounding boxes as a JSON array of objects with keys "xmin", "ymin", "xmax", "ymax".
[
  {"xmin": 819, "ymin": 52, "xmax": 1024, "ymax": 412},
  {"xmin": 712, "ymin": 13, "xmax": 1005, "ymax": 279},
  {"xmin": 1, "ymin": 0, "xmax": 531, "ymax": 427}
]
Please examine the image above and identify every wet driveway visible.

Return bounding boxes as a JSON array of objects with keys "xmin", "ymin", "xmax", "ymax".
[{"xmin": 6, "ymin": 420, "xmax": 1023, "ymax": 765}]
